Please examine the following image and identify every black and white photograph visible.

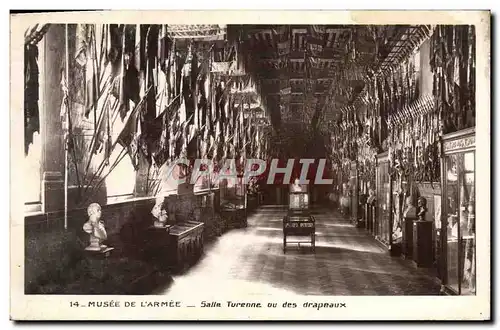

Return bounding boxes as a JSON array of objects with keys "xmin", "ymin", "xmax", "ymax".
[{"xmin": 10, "ymin": 10, "xmax": 490, "ymax": 321}]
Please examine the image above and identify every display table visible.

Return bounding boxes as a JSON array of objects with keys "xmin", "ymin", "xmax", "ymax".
[{"xmin": 282, "ymin": 212, "xmax": 315, "ymax": 253}]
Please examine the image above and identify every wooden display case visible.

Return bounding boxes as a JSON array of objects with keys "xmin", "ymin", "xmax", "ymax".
[
  {"xmin": 168, "ymin": 221, "xmax": 204, "ymax": 272},
  {"xmin": 349, "ymin": 161, "xmax": 359, "ymax": 225},
  {"xmin": 220, "ymin": 176, "xmax": 248, "ymax": 229},
  {"xmin": 143, "ymin": 220, "xmax": 204, "ymax": 273},
  {"xmin": 375, "ymin": 152, "xmax": 393, "ymax": 249},
  {"xmin": 440, "ymin": 127, "xmax": 476, "ymax": 295}
]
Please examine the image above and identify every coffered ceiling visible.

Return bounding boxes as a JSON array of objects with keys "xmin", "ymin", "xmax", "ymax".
[{"xmin": 231, "ymin": 24, "xmax": 430, "ymax": 131}]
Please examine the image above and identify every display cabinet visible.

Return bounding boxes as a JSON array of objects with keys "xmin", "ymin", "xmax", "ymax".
[
  {"xmin": 289, "ymin": 181, "xmax": 310, "ymax": 213},
  {"xmin": 283, "ymin": 182, "xmax": 315, "ymax": 253},
  {"xmin": 220, "ymin": 176, "xmax": 247, "ymax": 229},
  {"xmin": 390, "ymin": 177, "xmax": 404, "ymax": 256},
  {"xmin": 441, "ymin": 128, "xmax": 475, "ymax": 295},
  {"xmin": 375, "ymin": 152, "xmax": 392, "ymax": 248},
  {"xmin": 349, "ymin": 161, "xmax": 359, "ymax": 224}
]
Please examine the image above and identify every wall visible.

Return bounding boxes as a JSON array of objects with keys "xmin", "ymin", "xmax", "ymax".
[{"xmin": 26, "ymin": 187, "xmax": 222, "ymax": 293}]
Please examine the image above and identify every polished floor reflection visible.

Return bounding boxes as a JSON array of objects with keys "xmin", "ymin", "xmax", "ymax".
[{"xmin": 158, "ymin": 206, "xmax": 441, "ymax": 296}]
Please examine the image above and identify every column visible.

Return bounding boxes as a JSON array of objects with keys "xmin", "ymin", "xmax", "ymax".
[{"xmin": 41, "ymin": 24, "xmax": 65, "ymax": 213}]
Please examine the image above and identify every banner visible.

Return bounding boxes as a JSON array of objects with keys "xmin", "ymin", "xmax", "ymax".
[{"xmin": 277, "ymin": 40, "xmax": 290, "ymax": 56}]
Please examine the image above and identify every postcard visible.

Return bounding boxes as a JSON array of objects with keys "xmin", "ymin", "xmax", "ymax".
[{"xmin": 10, "ymin": 10, "xmax": 490, "ymax": 321}]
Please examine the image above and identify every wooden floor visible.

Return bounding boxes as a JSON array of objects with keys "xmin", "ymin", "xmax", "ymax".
[{"xmin": 157, "ymin": 206, "xmax": 441, "ymax": 296}]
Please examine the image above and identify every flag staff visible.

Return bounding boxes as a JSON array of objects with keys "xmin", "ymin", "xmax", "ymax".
[{"xmin": 64, "ymin": 24, "xmax": 70, "ymax": 230}]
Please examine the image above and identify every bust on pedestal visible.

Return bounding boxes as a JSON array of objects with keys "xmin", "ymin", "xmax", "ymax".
[
  {"xmin": 366, "ymin": 188, "xmax": 375, "ymax": 204},
  {"xmin": 413, "ymin": 197, "xmax": 433, "ymax": 267},
  {"xmin": 365, "ymin": 189, "xmax": 376, "ymax": 231},
  {"xmin": 417, "ymin": 196, "xmax": 428, "ymax": 221},
  {"xmin": 291, "ymin": 178, "xmax": 302, "ymax": 193},
  {"xmin": 83, "ymin": 203, "xmax": 113, "ymax": 254}
]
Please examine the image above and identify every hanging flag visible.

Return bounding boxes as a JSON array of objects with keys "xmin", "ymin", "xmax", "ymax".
[
  {"xmin": 273, "ymin": 26, "xmax": 289, "ymax": 39},
  {"xmin": 158, "ymin": 24, "xmax": 168, "ymax": 69},
  {"xmin": 117, "ymin": 25, "xmax": 129, "ymax": 120},
  {"xmin": 307, "ymin": 26, "xmax": 324, "ymax": 57},
  {"xmin": 453, "ymin": 55, "xmax": 460, "ymax": 86},
  {"xmin": 311, "ymin": 25, "xmax": 326, "ymax": 35},
  {"xmin": 76, "ymin": 24, "xmax": 99, "ymax": 118},
  {"xmin": 166, "ymin": 37, "xmax": 176, "ymax": 102},
  {"xmin": 155, "ymin": 35, "xmax": 169, "ymax": 118},
  {"xmin": 58, "ymin": 66, "xmax": 75, "ymax": 155},
  {"xmin": 211, "ymin": 61, "xmax": 236, "ymax": 74},
  {"xmin": 277, "ymin": 40, "xmax": 290, "ymax": 56},
  {"xmin": 239, "ymin": 103, "xmax": 244, "ymax": 148},
  {"xmin": 134, "ymin": 24, "xmax": 146, "ymax": 101},
  {"xmin": 93, "ymin": 98, "xmax": 113, "ymax": 164},
  {"xmin": 74, "ymin": 24, "xmax": 88, "ymax": 68},
  {"xmin": 59, "ymin": 71, "xmax": 69, "ymax": 130},
  {"xmin": 90, "ymin": 24, "xmax": 114, "ymax": 101},
  {"xmin": 178, "ymin": 96, "xmax": 187, "ymax": 124},
  {"xmin": 169, "ymin": 112, "xmax": 179, "ymax": 161},
  {"xmin": 117, "ymin": 106, "xmax": 142, "ymax": 170}
]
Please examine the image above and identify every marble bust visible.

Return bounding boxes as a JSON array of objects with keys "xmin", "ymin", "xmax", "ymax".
[
  {"xmin": 366, "ymin": 189, "xmax": 376, "ymax": 205},
  {"xmin": 403, "ymin": 196, "xmax": 417, "ymax": 219},
  {"xmin": 291, "ymin": 178, "xmax": 303, "ymax": 192},
  {"xmin": 151, "ymin": 196, "xmax": 169, "ymax": 228},
  {"xmin": 82, "ymin": 203, "xmax": 108, "ymax": 251},
  {"xmin": 417, "ymin": 197, "xmax": 428, "ymax": 221}
]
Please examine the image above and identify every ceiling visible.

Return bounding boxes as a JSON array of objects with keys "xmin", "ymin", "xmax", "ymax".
[{"xmin": 229, "ymin": 25, "xmax": 431, "ymax": 132}]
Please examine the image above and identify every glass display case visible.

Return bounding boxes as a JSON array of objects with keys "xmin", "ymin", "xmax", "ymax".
[
  {"xmin": 220, "ymin": 176, "xmax": 247, "ymax": 208},
  {"xmin": 441, "ymin": 128, "xmax": 475, "ymax": 295},
  {"xmin": 391, "ymin": 177, "xmax": 404, "ymax": 246},
  {"xmin": 289, "ymin": 180, "xmax": 309, "ymax": 212},
  {"xmin": 193, "ymin": 164, "xmax": 219, "ymax": 193},
  {"xmin": 220, "ymin": 176, "xmax": 247, "ymax": 228},
  {"xmin": 376, "ymin": 152, "xmax": 392, "ymax": 247},
  {"xmin": 349, "ymin": 161, "xmax": 359, "ymax": 224}
]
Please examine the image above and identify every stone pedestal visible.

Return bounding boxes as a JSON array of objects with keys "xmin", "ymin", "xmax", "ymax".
[
  {"xmin": 83, "ymin": 247, "xmax": 115, "ymax": 280},
  {"xmin": 42, "ymin": 171, "xmax": 64, "ymax": 213},
  {"xmin": 412, "ymin": 220, "xmax": 433, "ymax": 268}
]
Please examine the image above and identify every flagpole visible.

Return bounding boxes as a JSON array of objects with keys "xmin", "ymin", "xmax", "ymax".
[{"xmin": 64, "ymin": 24, "xmax": 70, "ymax": 230}]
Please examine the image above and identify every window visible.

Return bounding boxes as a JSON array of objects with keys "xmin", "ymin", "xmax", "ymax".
[
  {"xmin": 150, "ymin": 161, "xmax": 179, "ymax": 197},
  {"xmin": 105, "ymin": 145, "xmax": 136, "ymax": 202}
]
